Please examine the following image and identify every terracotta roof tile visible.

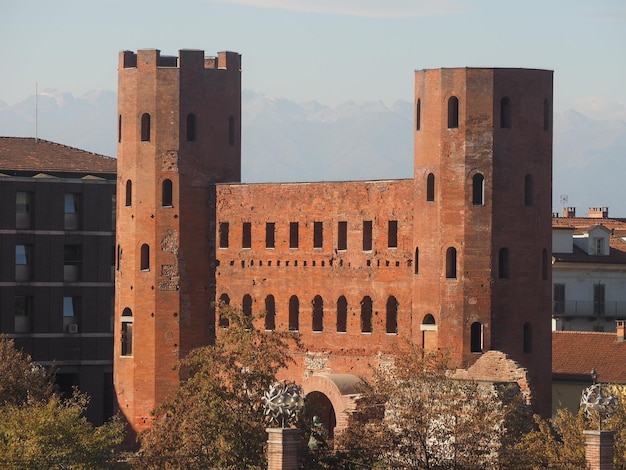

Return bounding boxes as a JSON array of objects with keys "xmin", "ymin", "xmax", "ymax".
[
  {"xmin": 552, "ymin": 330, "xmax": 626, "ymax": 383},
  {"xmin": 0, "ymin": 137, "xmax": 116, "ymax": 176}
]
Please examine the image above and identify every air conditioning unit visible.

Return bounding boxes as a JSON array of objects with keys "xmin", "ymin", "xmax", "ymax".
[{"xmin": 68, "ymin": 324, "xmax": 79, "ymax": 334}]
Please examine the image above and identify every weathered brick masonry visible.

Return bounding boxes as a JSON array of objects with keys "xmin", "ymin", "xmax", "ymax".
[{"xmin": 114, "ymin": 50, "xmax": 553, "ymax": 436}]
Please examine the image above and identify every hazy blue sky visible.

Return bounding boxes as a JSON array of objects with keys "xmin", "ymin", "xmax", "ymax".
[{"xmin": 2, "ymin": 0, "xmax": 625, "ymax": 119}]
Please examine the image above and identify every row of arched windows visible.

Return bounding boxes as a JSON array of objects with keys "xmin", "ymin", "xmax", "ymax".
[
  {"xmin": 118, "ymin": 113, "xmax": 237, "ymax": 145},
  {"xmin": 415, "ymin": 96, "xmax": 550, "ymax": 131},
  {"xmin": 425, "ymin": 172, "xmax": 534, "ymax": 206},
  {"xmin": 124, "ymin": 179, "xmax": 173, "ymax": 207},
  {"xmin": 218, "ymin": 293, "xmax": 399, "ymax": 334}
]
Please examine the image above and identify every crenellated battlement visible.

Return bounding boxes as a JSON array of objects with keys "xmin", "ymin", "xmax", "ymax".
[{"xmin": 119, "ymin": 49, "xmax": 241, "ymax": 71}]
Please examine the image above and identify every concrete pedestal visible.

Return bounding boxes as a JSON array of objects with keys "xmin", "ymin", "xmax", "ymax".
[
  {"xmin": 584, "ymin": 430, "xmax": 615, "ymax": 470},
  {"xmin": 266, "ymin": 428, "xmax": 300, "ymax": 470}
]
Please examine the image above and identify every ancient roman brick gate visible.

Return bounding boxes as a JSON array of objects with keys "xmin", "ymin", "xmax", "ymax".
[{"xmin": 114, "ymin": 50, "xmax": 553, "ymax": 437}]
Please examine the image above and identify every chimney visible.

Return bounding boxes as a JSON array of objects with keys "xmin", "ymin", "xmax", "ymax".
[
  {"xmin": 563, "ymin": 207, "xmax": 576, "ymax": 218},
  {"xmin": 617, "ymin": 320, "xmax": 625, "ymax": 342},
  {"xmin": 588, "ymin": 207, "xmax": 609, "ymax": 219}
]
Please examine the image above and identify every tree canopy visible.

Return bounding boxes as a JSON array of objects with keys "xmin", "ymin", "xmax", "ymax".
[{"xmin": 138, "ymin": 304, "xmax": 299, "ymax": 469}]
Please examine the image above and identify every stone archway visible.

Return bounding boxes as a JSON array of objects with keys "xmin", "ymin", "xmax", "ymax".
[{"xmin": 301, "ymin": 374, "xmax": 362, "ymax": 436}]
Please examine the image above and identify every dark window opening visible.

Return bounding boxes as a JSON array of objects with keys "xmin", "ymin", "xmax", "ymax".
[
  {"xmin": 243, "ymin": 294, "xmax": 253, "ymax": 318},
  {"xmin": 218, "ymin": 294, "xmax": 230, "ymax": 328},
  {"xmin": 338, "ymin": 221, "xmax": 347, "ymax": 251},
  {"xmin": 186, "ymin": 113, "xmax": 196, "ymax": 142},
  {"xmin": 141, "ymin": 113, "xmax": 151, "ymax": 142},
  {"xmin": 229, "ymin": 115, "xmax": 235, "ymax": 146},
  {"xmin": 116, "ymin": 245, "xmax": 122, "ymax": 271},
  {"xmin": 242, "ymin": 222, "xmax": 251, "ymax": 249},
  {"xmin": 337, "ymin": 296, "xmax": 347, "ymax": 333},
  {"xmin": 448, "ymin": 96, "xmax": 459, "ymax": 129},
  {"xmin": 121, "ymin": 308, "xmax": 133, "ymax": 356},
  {"xmin": 472, "ymin": 173, "xmax": 484, "ymax": 206},
  {"xmin": 140, "ymin": 244, "xmax": 150, "ymax": 271},
  {"xmin": 64, "ymin": 244, "xmax": 82, "ymax": 282},
  {"xmin": 289, "ymin": 296, "xmax": 299, "ymax": 331},
  {"xmin": 446, "ymin": 247, "xmax": 457, "ymax": 279},
  {"xmin": 265, "ymin": 295, "xmax": 276, "ymax": 331},
  {"xmin": 162, "ymin": 179, "xmax": 173, "ymax": 207},
  {"xmin": 500, "ymin": 97, "xmax": 512, "ymax": 128},
  {"xmin": 312, "ymin": 295, "xmax": 323, "ymax": 332},
  {"xmin": 554, "ymin": 284, "xmax": 565, "ymax": 315},
  {"xmin": 593, "ymin": 284, "xmax": 605, "ymax": 315},
  {"xmin": 361, "ymin": 296, "xmax": 373, "ymax": 333},
  {"xmin": 314, "ymin": 221, "xmax": 323, "ymax": 249},
  {"xmin": 388, "ymin": 220, "xmax": 398, "ymax": 248},
  {"xmin": 16, "ymin": 191, "xmax": 32, "ymax": 229},
  {"xmin": 426, "ymin": 173, "xmax": 435, "ymax": 202},
  {"xmin": 386, "ymin": 296, "xmax": 398, "ymax": 334},
  {"xmin": 363, "ymin": 221, "xmax": 373, "ymax": 251},
  {"xmin": 219, "ymin": 222, "xmax": 229, "ymax": 248},
  {"xmin": 414, "ymin": 247, "xmax": 419, "ymax": 275},
  {"xmin": 118, "ymin": 115, "xmax": 122, "ymax": 143},
  {"xmin": 498, "ymin": 247, "xmax": 509, "ymax": 279},
  {"xmin": 523, "ymin": 322, "xmax": 532, "ymax": 354},
  {"xmin": 470, "ymin": 322, "xmax": 482, "ymax": 353},
  {"xmin": 125, "ymin": 180, "xmax": 132, "ymax": 207},
  {"xmin": 266, "ymin": 222, "xmax": 275, "ymax": 249},
  {"xmin": 14, "ymin": 295, "xmax": 33, "ymax": 333},
  {"xmin": 524, "ymin": 174, "xmax": 534, "ymax": 206},
  {"xmin": 416, "ymin": 98, "xmax": 421, "ymax": 131},
  {"xmin": 290, "ymin": 222, "xmax": 299, "ymax": 249}
]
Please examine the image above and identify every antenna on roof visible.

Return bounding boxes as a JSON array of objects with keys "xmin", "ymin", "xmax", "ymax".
[
  {"xmin": 35, "ymin": 82, "xmax": 38, "ymax": 143},
  {"xmin": 560, "ymin": 194, "xmax": 568, "ymax": 208}
]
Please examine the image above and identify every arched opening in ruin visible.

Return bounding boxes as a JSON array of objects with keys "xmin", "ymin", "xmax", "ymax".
[{"xmin": 305, "ymin": 391, "xmax": 337, "ymax": 440}]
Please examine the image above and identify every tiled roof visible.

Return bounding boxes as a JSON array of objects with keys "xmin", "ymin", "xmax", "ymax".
[
  {"xmin": 552, "ymin": 330, "xmax": 626, "ymax": 383},
  {"xmin": 552, "ymin": 216, "xmax": 626, "ymax": 264},
  {"xmin": 0, "ymin": 137, "xmax": 116, "ymax": 176}
]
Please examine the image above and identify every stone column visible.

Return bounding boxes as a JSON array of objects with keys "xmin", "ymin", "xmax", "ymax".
[
  {"xmin": 266, "ymin": 428, "xmax": 300, "ymax": 470},
  {"xmin": 584, "ymin": 430, "xmax": 615, "ymax": 470}
]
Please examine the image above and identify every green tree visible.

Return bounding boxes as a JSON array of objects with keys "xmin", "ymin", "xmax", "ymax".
[
  {"xmin": 0, "ymin": 335, "xmax": 52, "ymax": 405},
  {"xmin": 138, "ymin": 304, "xmax": 299, "ymax": 469},
  {"xmin": 0, "ymin": 336, "xmax": 125, "ymax": 469},
  {"xmin": 336, "ymin": 345, "xmax": 527, "ymax": 470}
]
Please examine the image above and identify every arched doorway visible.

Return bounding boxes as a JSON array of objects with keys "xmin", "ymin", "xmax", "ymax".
[{"xmin": 305, "ymin": 391, "xmax": 336, "ymax": 439}]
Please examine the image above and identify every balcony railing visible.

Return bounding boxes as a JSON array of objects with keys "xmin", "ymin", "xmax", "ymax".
[{"xmin": 553, "ymin": 300, "xmax": 626, "ymax": 318}]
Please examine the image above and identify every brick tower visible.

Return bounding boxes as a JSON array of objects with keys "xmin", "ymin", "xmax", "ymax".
[
  {"xmin": 114, "ymin": 49, "xmax": 241, "ymax": 434},
  {"xmin": 412, "ymin": 68, "xmax": 553, "ymax": 416}
]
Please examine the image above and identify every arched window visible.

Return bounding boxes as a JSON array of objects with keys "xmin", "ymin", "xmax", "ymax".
[
  {"xmin": 118, "ymin": 115, "xmax": 122, "ymax": 143},
  {"xmin": 265, "ymin": 295, "xmax": 276, "ymax": 331},
  {"xmin": 116, "ymin": 244, "xmax": 121, "ymax": 271},
  {"xmin": 312, "ymin": 295, "xmax": 324, "ymax": 332},
  {"xmin": 186, "ymin": 113, "xmax": 196, "ymax": 142},
  {"xmin": 218, "ymin": 294, "xmax": 230, "ymax": 328},
  {"xmin": 472, "ymin": 173, "xmax": 484, "ymax": 206},
  {"xmin": 141, "ymin": 113, "xmax": 151, "ymax": 142},
  {"xmin": 524, "ymin": 174, "xmax": 534, "ymax": 206},
  {"xmin": 426, "ymin": 173, "xmax": 435, "ymax": 202},
  {"xmin": 337, "ymin": 296, "xmax": 347, "ymax": 333},
  {"xmin": 470, "ymin": 322, "xmax": 483, "ymax": 353},
  {"xmin": 498, "ymin": 247, "xmax": 510, "ymax": 279},
  {"xmin": 162, "ymin": 179, "xmax": 173, "ymax": 207},
  {"xmin": 414, "ymin": 247, "xmax": 419, "ymax": 275},
  {"xmin": 446, "ymin": 247, "xmax": 457, "ymax": 279},
  {"xmin": 523, "ymin": 322, "xmax": 533, "ymax": 353},
  {"xmin": 448, "ymin": 96, "xmax": 459, "ymax": 129},
  {"xmin": 242, "ymin": 294, "xmax": 253, "ymax": 318},
  {"xmin": 543, "ymin": 98, "xmax": 550, "ymax": 131},
  {"xmin": 500, "ymin": 97, "xmax": 512, "ymax": 128},
  {"xmin": 125, "ymin": 180, "xmax": 132, "ymax": 207},
  {"xmin": 229, "ymin": 115, "xmax": 235, "ymax": 146},
  {"xmin": 140, "ymin": 244, "xmax": 149, "ymax": 271},
  {"xmin": 386, "ymin": 296, "xmax": 398, "ymax": 334},
  {"xmin": 542, "ymin": 248, "xmax": 549, "ymax": 281},
  {"xmin": 361, "ymin": 296, "xmax": 373, "ymax": 333},
  {"xmin": 289, "ymin": 295, "xmax": 299, "ymax": 331},
  {"xmin": 421, "ymin": 314, "xmax": 437, "ymax": 353},
  {"xmin": 121, "ymin": 308, "xmax": 133, "ymax": 356},
  {"xmin": 416, "ymin": 98, "xmax": 421, "ymax": 131}
]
